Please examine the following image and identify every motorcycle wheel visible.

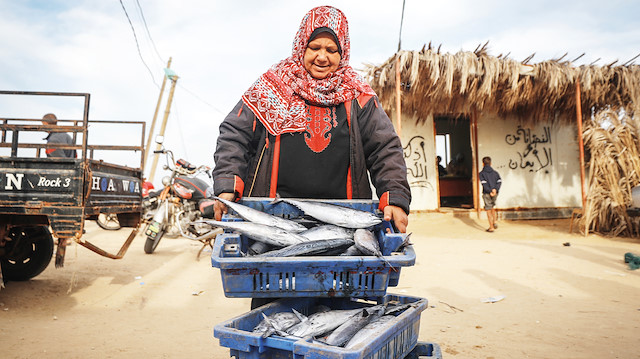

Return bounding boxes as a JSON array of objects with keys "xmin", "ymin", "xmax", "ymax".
[
  {"xmin": 143, "ymin": 223, "xmax": 164, "ymax": 254},
  {"xmin": 96, "ymin": 213, "xmax": 121, "ymax": 230},
  {"xmin": 1, "ymin": 226, "xmax": 54, "ymax": 281}
]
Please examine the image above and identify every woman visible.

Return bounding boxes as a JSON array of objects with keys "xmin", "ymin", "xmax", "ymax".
[{"xmin": 212, "ymin": 6, "xmax": 411, "ymax": 232}]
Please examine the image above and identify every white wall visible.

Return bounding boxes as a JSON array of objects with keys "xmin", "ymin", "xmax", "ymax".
[
  {"xmin": 477, "ymin": 114, "xmax": 582, "ymax": 208},
  {"xmin": 396, "ymin": 112, "xmax": 439, "ymax": 211},
  {"xmin": 395, "ymin": 111, "xmax": 583, "ymax": 211}
]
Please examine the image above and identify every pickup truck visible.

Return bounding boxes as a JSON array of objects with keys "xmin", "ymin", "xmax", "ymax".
[{"xmin": 0, "ymin": 90, "xmax": 145, "ymax": 284}]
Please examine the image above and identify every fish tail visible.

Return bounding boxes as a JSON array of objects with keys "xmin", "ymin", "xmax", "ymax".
[
  {"xmin": 292, "ymin": 308, "xmax": 307, "ymax": 321},
  {"xmin": 269, "ymin": 193, "xmax": 283, "ymax": 205},
  {"xmin": 402, "ymin": 232, "xmax": 414, "ymax": 247},
  {"xmin": 379, "ymin": 254, "xmax": 397, "ymax": 272}
]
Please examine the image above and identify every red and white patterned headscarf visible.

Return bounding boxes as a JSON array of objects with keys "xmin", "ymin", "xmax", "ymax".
[{"xmin": 241, "ymin": 6, "xmax": 375, "ymax": 136}]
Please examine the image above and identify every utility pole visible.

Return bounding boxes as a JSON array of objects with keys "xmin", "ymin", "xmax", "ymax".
[
  {"xmin": 395, "ymin": 0, "xmax": 406, "ymax": 137},
  {"xmin": 147, "ymin": 67, "xmax": 179, "ymax": 183},
  {"xmin": 144, "ymin": 57, "xmax": 172, "ymax": 171}
]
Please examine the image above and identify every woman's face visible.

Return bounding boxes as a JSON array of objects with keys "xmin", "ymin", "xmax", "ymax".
[{"xmin": 303, "ymin": 33, "xmax": 341, "ymax": 79}]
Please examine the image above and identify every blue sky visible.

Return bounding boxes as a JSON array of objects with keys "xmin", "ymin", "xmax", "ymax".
[{"xmin": 1, "ymin": 0, "xmax": 638, "ymax": 182}]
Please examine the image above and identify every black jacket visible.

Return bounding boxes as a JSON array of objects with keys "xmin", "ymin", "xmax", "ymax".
[
  {"xmin": 479, "ymin": 165, "xmax": 502, "ymax": 194},
  {"xmin": 213, "ymin": 95, "xmax": 411, "ymax": 213}
]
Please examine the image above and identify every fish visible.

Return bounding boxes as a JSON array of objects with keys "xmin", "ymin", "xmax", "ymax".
[
  {"xmin": 340, "ymin": 245, "xmax": 363, "ymax": 256},
  {"xmin": 353, "ymin": 229, "xmax": 383, "ymax": 256},
  {"xmin": 257, "ymin": 238, "xmax": 354, "ymax": 257},
  {"xmin": 384, "ymin": 303, "xmax": 414, "ymax": 316},
  {"xmin": 276, "ymin": 198, "xmax": 382, "ymax": 229},
  {"xmin": 286, "ymin": 308, "xmax": 363, "ymax": 338},
  {"xmin": 354, "ymin": 229, "xmax": 395, "ymax": 270},
  {"xmin": 397, "ymin": 233, "xmax": 413, "ymax": 251},
  {"xmin": 215, "ymin": 197, "xmax": 307, "ymax": 233},
  {"xmin": 200, "ymin": 220, "xmax": 308, "ymax": 247},
  {"xmin": 248, "ymin": 241, "xmax": 272, "ymax": 255},
  {"xmin": 344, "ymin": 315, "xmax": 396, "ymax": 348},
  {"xmin": 253, "ymin": 311, "xmax": 304, "ymax": 338},
  {"xmin": 300, "ymin": 225, "xmax": 355, "ymax": 241},
  {"xmin": 323, "ymin": 305, "xmax": 386, "ymax": 347}
]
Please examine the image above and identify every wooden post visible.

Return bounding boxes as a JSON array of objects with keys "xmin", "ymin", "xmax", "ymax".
[
  {"xmin": 148, "ymin": 71, "xmax": 179, "ymax": 183},
  {"xmin": 576, "ymin": 79, "xmax": 587, "ymax": 234},
  {"xmin": 144, "ymin": 57, "xmax": 172, "ymax": 170},
  {"xmin": 471, "ymin": 109, "xmax": 480, "ymax": 217},
  {"xmin": 395, "ymin": 57, "xmax": 402, "ymax": 137}
]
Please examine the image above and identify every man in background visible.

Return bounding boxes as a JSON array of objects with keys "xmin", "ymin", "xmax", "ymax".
[
  {"xmin": 447, "ymin": 153, "xmax": 469, "ymax": 177},
  {"xmin": 479, "ymin": 156, "xmax": 501, "ymax": 232},
  {"xmin": 42, "ymin": 113, "xmax": 76, "ymax": 158},
  {"xmin": 437, "ymin": 156, "xmax": 447, "ymax": 177}
]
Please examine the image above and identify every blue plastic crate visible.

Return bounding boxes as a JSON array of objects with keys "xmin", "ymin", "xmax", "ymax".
[
  {"xmin": 210, "ymin": 198, "xmax": 415, "ymax": 298},
  {"xmin": 214, "ymin": 294, "xmax": 429, "ymax": 359},
  {"xmin": 404, "ymin": 342, "xmax": 442, "ymax": 359}
]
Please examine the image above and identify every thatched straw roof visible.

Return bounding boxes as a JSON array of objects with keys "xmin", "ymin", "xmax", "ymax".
[
  {"xmin": 581, "ymin": 109, "xmax": 640, "ymax": 236},
  {"xmin": 364, "ymin": 43, "xmax": 640, "ymax": 123}
]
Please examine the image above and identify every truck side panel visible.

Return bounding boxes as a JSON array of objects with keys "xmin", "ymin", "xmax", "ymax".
[
  {"xmin": 0, "ymin": 157, "xmax": 85, "ymax": 237},
  {"xmin": 85, "ymin": 160, "xmax": 142, "ymax": 225}
]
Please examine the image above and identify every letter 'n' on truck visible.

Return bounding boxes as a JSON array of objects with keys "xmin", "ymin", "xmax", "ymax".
[{"xmin": 0, "ymin": 91, "xmax": 145, "ymax": 285}]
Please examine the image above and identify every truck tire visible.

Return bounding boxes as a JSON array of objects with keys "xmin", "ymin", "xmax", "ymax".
[
  {"xmin": 143, "ymin": 223, "xmax": 164, "ymax": 254},
  {"xmin": 1, "ymin": 226, "xmax": 54, "ymax": 281}
]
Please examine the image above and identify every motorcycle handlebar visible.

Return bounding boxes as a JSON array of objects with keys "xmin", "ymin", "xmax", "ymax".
[{"xmin": 157, "ymin": 147, "xmax": 211, "ymax": 178}]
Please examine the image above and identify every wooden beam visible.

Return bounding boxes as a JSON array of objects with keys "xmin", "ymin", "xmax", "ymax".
[
  {"xmin": 575, "ymin": 79, "xmax": 587, "ymax": 235},
  {"xmin": 395, "ymin": 58, "xmax": 402, "ymax": 136}
]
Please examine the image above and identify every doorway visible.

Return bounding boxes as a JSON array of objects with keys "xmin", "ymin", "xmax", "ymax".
[{"xmin": 435, "ymin": 115, "xmax": 474, "ymax": 208}]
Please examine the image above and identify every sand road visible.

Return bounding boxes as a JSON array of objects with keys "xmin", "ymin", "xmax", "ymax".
[{"xmin": 1, "ymin": 213, "xmax": 639, "ymax": 358}]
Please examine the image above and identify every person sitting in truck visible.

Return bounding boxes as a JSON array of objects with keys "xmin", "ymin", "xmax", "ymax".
[
  {"xmin": 42, "ymin": 113, "xmax": 76, "ymax": 158},
  {"xmin": 211, "ymin": 6, "xmax": 411, "ymax": 233}
]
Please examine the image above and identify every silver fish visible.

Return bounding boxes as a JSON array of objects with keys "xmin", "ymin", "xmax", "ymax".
[
  {"xmin": 344, "ymin": 315, "xmax": 396, "ymax": 348},
  {"xmin": 384, "ymin": 302, "xmax": 418, "ymax": 316},
  {"xmin": 340, "ymin": 245, "xmax": 363, "ymax": 256},
  {"xmin": 216, "ymin": 197, "xmax": 307, "ymax": 233},
  {"xmin": 324, "ymin": 305, "xmax": 386, "ymax": 347},
  {"xmin": 353, "ymin": 229, "xmax": 383, "ymax": 257},
  {"xmin": 257, "ymin": 238, "xmax": 353, "ymax": 257},
  {"xmin": 286, "ymin": 308, "xmax": 363, "ymax": 338},
  {"xmin": 248, "ymin": 241, "xmax": 272, "ymax": 255},
  {"xmin": 300, "ymin": 225, "xmax": 355, "ymax": 241},
  {"xmin": 354, "ymin": 229, "xmax": 395, "ymax": 269},
  {"xmin": 253, "ymin": 311, "xmax": 303, "ymax": 338},
  {"xmin": 278, "ymin": 199, "xmax": 382, "ymax": 229},
  {"xmin": 201, "ymin": 220, "xmax": 307, "ymax": 247}
]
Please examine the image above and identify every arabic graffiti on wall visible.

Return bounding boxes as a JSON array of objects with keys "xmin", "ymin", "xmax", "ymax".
[
  {"xmin": 505, "ymin": 125, "xmax": 553, "ymax": 173},
  {"xmin": 403, "ymin": 136, "xmax": 428, "ymax": 187}
]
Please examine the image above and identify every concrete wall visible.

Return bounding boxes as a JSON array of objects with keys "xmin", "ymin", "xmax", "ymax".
[
  {"xmin": 476, "ymin": 113, "xmax": 582, "ymax": 209},
  {"xmin": 396, "ymin": 112, "xmax": 439, "ymax": 211},
  {"xmin": 393, "ymin": 111, "xmax": 583, "ymax": 212}
]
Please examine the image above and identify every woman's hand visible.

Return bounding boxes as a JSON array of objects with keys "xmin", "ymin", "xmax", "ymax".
[
  {"xmin": 383, "ymin": 205, "xmax": 408, "ymax": 233},
  {"xmin": 214, "ymin": 192, "xmax": 236, "ymax": 220}
]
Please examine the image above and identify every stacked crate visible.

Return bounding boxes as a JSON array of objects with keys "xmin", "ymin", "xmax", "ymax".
[{"xmin": 211, "ymin": 198, "xmax": 442, "ymax": 358}]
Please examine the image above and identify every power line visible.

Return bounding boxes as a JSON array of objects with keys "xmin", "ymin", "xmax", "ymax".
[
  {"xmin": 171, "ymin": 98, "xmax": 189, "ymax": 159},
  {"xmin": 134, "ymin": 0, "xmax": 165, "ymax": 64},
  {"xmin": 118, "ymin": 0, "xmax": 159, "ymax": 88},
  {"xmin": 397, "ymin": 0, "xmax": 406, "ymax": 52},
  {"xmin": 177, "ymin": 83, "xmax": 227, "ymax": 115},
  {"xmin": 119, "ymin": 1, "xmax": 225, "ymax": 117}
]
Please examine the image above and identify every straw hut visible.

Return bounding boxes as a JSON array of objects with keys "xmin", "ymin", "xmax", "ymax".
[{"xmin": 364, "ymin": 43, "xmax": 640, "ymax": 235}]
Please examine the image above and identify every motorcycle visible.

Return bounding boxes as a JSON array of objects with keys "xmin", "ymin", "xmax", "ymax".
[{"xmin": 143, "ymin": 137, "xmax": 220, "ymax": 255}]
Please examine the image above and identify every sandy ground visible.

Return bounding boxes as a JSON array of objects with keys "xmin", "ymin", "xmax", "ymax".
[{"xmin": 1, "ymin": 213, "xmax": 639, "ymax": 359}]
